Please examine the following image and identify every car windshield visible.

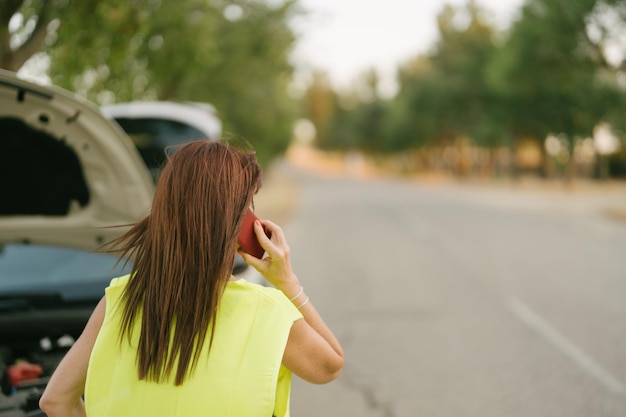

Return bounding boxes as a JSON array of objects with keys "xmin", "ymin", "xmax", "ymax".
[
  {"xmin": 113, "ymin": 117, "xmax": 208, "ymax": 180},
  {"xmin": 0, "ymin": 244, "xmax": 131, "ymax": 293}
]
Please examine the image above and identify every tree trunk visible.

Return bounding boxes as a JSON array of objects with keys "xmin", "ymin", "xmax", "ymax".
[
  {"xmin": 508, "ymin": 134, "xmax": 519, "ymax": 181},
  {"xmin": 564, "ymin": 148, "xmax": 576, "ymax": 187},
  {"xmin": 0, "ymin": 1, "xmax": 50, "ymax": 72}
]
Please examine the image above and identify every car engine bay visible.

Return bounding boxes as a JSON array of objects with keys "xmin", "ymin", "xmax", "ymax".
[{"xmin": 0, "ymin": 335, "xmax": 73, "ymax": 417}]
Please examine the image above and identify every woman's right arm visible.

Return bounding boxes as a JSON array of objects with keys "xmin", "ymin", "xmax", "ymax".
[
  {"xmin": 281, "ymin": 292, "xmax": 345, "ymax": 384},
  {"xmin": 239, "ymin": 220, "xmax": 344, "ymax": 384}
]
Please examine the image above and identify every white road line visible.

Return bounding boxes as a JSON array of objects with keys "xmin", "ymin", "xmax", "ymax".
[{"xmin": 507, "ymin": 297, "xmax": 625, "ymax": 394}]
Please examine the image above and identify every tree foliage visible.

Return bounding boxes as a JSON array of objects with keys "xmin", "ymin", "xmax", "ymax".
[
  {"xmin": 2, "ymin": 0, "xmax": 301, "ymax": 166},
  {"xmin": 303, "ymin": 1, "xmax": 504, "ymax": 155},
  {"xmin": 390, "ymin": 2, "xmax": 502, "ymax": 152},
  {"xmin": 489, "ymin": 0, "xmax": 614, "ymax": 139},
  {"xmin": 301, "ymin": 0, "xmax": 626, "ymax": 178}
]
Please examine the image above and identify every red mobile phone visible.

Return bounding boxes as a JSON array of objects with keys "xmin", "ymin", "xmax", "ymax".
[{"xmin": 237, "ymin": 208, "xmax": 270, "ymax": 259}]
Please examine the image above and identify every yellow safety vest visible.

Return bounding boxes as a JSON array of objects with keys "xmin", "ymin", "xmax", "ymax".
[{"xmin": 85, "ymin": 275, "xmax": 302, "ymax": 417}]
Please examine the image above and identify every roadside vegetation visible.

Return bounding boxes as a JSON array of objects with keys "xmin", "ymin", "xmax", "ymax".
[
  {"xmin": 1, "ymin": 0, "xmax": 300, "ymax": 166},
  {"xmin": 1, "ymin": 0, "xmax": 626, "ymax": 179},
  {"xmin": 301, "ymin": 0, "xmax": 626, "ymax": 182}
]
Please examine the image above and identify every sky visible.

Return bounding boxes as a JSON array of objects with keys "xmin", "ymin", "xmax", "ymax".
[{"xmin": 289, "ymin": 0, "xmax": 525, "ymax": 95}]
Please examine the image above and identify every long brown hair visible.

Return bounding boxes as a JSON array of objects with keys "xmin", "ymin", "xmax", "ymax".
[{"xmin": 108, "ymin": 140, "xmax": 261, "ymax": 385}]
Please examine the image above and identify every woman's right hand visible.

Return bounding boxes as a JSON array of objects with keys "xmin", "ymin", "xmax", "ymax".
[
  {"xmin": 238, "ymin": 220, "xmax": 302, "ymax": 297},
  {"xmin": 239, "ymin": 219, "xmax": 345, "ymax": 384}
]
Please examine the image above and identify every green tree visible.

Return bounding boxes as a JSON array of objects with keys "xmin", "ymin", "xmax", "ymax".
[
  {"xmin": 386, "ymin": 56, "xmax": 442, "ymax": 151},
  {"xmin": 429, "ymin": 2, "xmax": 501, "ymax": 146},
  {"xmin": 382, "ymin": 0, "xmax": 502, "ymax": 176},
  {"xmin": 318, "ymin": 68, "xmax": 389, "ymax": 152},
  {"xmin": 2, "ymin": 0, "xmax": 301, "ymax": 166},
  {"xmin": 168, "ymin": 0, "xmax": 301, "ymax": 165},
  {"xmin": 347, "ymin": 69, "xmax": 387, "ymax": 152},
  {"xmin": 303, "ymin": 70, "xmax": 336, "ymax": 148},
  {"xmin": 488, "ymin": 0, "xmax": 626, "ymax": 180},
  {"xmin": 309, "ymin": 1, "xmax": 502, "ymax": 175}
]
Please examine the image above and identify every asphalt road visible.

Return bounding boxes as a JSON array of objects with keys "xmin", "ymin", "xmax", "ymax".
[{"xmin": 278, "ymin": 165, "xmax": 626, "ymax": 417}]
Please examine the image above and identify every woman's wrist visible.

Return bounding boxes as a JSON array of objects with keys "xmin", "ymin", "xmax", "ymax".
[
  {"xmin": 277, "ymin": 275, "xmax": 302, "ymax": 300},
  {"xmin": 280, "ymin": 277, "xmax": 312, "ymax": 309},
  {"xmin": 285, "ymin": 284, "xmax": 309, "ymax": 309},
  {"xmin": 288, "ymin": 286, "xmax": 304, "ymax": 302}
]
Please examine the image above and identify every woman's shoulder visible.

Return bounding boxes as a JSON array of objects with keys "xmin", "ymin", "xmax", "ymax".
[
  {"xmin": 108, "ymin": 274, "xmax": 132, "ymax": 288},
  {"xmin": 104, "ymin": 274, "xmax": 131, "ymax": 301}
]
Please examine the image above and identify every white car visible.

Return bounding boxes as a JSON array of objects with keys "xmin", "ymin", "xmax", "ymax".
[
  {"xmin": 101, "ymin": 101, "xmax": 222, "ymax": 181},
  {"xmin": 0, "ymin": 70, "xmax": 256, "ymax": 416}
]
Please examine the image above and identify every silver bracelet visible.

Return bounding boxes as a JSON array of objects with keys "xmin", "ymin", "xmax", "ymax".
[
  {"xmin": 296, "ymin": 296, "xmax": 310, "ymax": 309},
  {"xmin": 289, "ymin": 286, "xmax": 304, "ymax": 302}
]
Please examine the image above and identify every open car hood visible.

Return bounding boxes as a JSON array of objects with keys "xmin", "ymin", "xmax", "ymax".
[{"xmin": 0, "ymin": 70, "xmax": 154, "ymax": 250}]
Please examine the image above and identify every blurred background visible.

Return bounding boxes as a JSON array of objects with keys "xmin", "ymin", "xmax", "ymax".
[
  {"xmin": 3, "ymin": 0, "xmax": 626, "ymax": 416},
  {"xmin": 5, "ymin": 0, "xmax": 626, "ymax": 179}
]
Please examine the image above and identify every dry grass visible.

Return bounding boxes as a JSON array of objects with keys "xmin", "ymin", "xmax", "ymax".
[
  {"xmin": 604, "ymin": 207, "xmax": 626, "ymax": 222},
  {"xmin": 257, "ymin": 145, "xmax": 626, "ymax": 224}
]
